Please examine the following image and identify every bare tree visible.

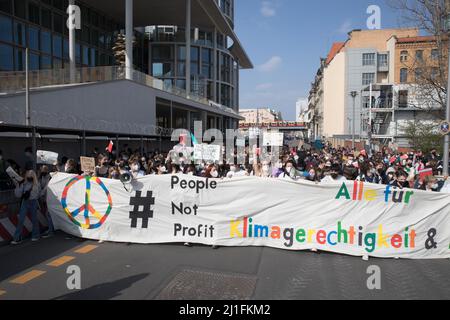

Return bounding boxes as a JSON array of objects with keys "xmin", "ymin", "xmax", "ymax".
[{"xmin": 387, "ymin": 0, "xmax": 449, "ymax": 117}]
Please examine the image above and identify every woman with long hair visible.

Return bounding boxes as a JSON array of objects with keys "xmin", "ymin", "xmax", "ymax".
[{"xmin": 11, "ymin": 170, "xmax": 42, "ymax": 244}]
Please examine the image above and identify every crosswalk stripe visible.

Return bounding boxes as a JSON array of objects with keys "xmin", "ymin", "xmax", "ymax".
[
  {"xmin": 75, "ymin": 244, "xmax": 98, "ymax": 254},
  {"xmin": 10, "ymin": 270, "xmax": 46, "ymax": 284},
  {"xmin": 47, "ymin": 256, "xmax": 75, "ymax": 267}
]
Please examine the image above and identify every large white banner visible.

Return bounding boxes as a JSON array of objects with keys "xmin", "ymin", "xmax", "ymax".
[{"xmin": 47, "ymin": 173, "xmax": 450, "ymax": 259}]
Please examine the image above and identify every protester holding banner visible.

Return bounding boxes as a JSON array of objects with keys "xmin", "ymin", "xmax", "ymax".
[{"xmin": 11, "ymin": 170, "xmax": 41, "ymax": 244}]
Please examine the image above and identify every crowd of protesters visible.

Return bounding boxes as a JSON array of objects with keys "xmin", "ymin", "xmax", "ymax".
[{"xmin": 0, "ymin": 142, "xmax": 449, "ymax": 245}]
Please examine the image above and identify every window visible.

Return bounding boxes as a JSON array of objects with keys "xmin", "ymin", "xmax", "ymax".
[
  {"xmin": 14, "ymin": 0, "xmax": 26, "ymax": 19},
  {"xmin": 415, "ymin": 68, "xmax": 423, "ymax": 81},
  {"xmin": 41, "ymin": 55, "xmax": 52, "ymax": 69},
  {"xmin": 431, "ymin": 49, "xmax": 439, "ymax": 60},
  {"xmin": 400, "ymin": 68, "xmax": 408, "ymax": 83},
  {"xmin": 0, "ymin": 14, "xmax": 12, "ymax": 42},
  {"xmin": 177, "ymin": 46, "xmax": 186, "ymax": 60},
  {"xmin": 14, "ymin": 21, "xmax": 26, "ymax": 46},
  {"xmin": 28, "ymin": 2, "xmax": 40, "ymax": 25},
  {"xmin": 415, "ymin": 50, "xmax": 424, "ymax": 62},
  {"xmin": 400, "ymin": 50, "xmax": 408, "ymax": 62},
  {"xmin": 202, "ymin": 48, "xmax": 212, "ymax": 78},
  {"xmin": 152, "ymin": 62, "xmax": 173, "ymax": 77},
  {"xmin": 90, "ymin": 48, "xmax": 97, "ymax": 66},
  {"xmin": 153, "ymin": 45, "xmax": 172, "ymax": 60},
  {"xmin": 53, "ymin": 13, "xmax": 63, "ymax": 34},
  {"xmin": 41, "ymin": 30, "xmax": 51, "ymax": 54},
  {"xmin": 398, "ymin": 90, "xmax": 408, "ymax": 108},
  {"xmin": 82, "ymin": 26, "xmax": 90, "ymax": 43},
  {"xmin": 41, "ymin": 7, "xmax": 52, "ymax": 29},
  {"xmin": 176, "ymin": 79, "xmax": 186, "ymax": 90},
  {"xmin": 29, "ymin": 27, "xmax": 40, "ymax": 51},
  {"xmin": 378, "ymin": 54, "xmax": 388, "ymax": 67},
  {"xmin": 53, "ymin": 0, "xmax": 64, "ymax": 11},
  {"xmin": 431, "ymin": 67, "xmax": 439, "ymax": 81},
  {"xmin": 177, "ymin": 62, "xmax": 186, "ymax": 76},
  {"xmin": 0, "ymin": 43, "xmax": 13, "ymax": 71},
  {"xmin": 82, "ymin": 46, "xmax": 90, "ymax": 65},
  {"xmin": 362, "ymin": 73, "xmax": 375, "ymax": 85},
  {"xmin": 362, "ymin": 53, "xmax": 375, "ymax": 66},
  {"xmin": 0, "ymin": 0, "xmax": 12, "ymax": 14},
  {"xmin": 191, "ymin": 47, "xmax": 199, "ymax": 62},
  {"xmin": 53, "ymin": 34, "xmax": 62, "ymax": 58},
  {"xmin": 14, "ymin": 48, "xmax": 25, "ymax": 71}
]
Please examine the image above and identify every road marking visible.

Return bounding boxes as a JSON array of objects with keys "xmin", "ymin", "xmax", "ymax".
[
  {"xmin": 75, "ymin": 244, "xmax": 98, "ymax": 254},
  {"xmin": 47, "ymin": 256, "xmax": 75, "ymax": 267},
  {"xmin": 0, "ymin": 290, "xmax": 6, "ymax": 296},
  {"xmin": 10, "ymin": 270, "xmax": 46, "ymax": 284}
]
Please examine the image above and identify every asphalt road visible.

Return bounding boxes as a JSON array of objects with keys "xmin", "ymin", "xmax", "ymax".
[{"xmin": 0, "ymin": 232, "xmax": 449, "ymax": 300}]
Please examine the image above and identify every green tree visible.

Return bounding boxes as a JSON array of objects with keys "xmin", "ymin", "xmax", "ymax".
[{"xmin": 402, "ymin": 120, "xmax": 443, "ymax": 153}]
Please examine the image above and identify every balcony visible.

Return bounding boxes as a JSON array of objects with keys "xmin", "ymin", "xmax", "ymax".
[{"xmin": 0, "ymin": 66, "xmax": 238, "ymax": 116}]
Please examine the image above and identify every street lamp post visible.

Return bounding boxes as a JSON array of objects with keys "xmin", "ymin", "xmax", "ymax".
[{"xmin": 350, "ymin": 91, "xmax": 358, "ymax": 150}]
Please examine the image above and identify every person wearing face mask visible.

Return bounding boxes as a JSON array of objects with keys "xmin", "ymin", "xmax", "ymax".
[
  {"xmin": 95, "ymin": 154, "xmax": 110, "ymax": 178},
  {"xmin": 390, "ymin": 171, "xmax": 410, "ymax": 189},
  {"xmin": 415, "ymin": 175, "xmax": 445, "ymax": 192},
  {"xmin": 261, "ymin": 162, "xmax": 272, "ymax": 178},
  {"xmin": 305, "ymin": 167, "xmax": 319, "ymax": 183},
  {"xmin": 129, "ymin": 157, "xmax": 145, "ymax": 179},
  {"xmin": 272, "ymin": 160, "xmax": 284, "ymax": 178},
  {"xmin": 154, "ymin": 162, "xmax": 167, "ymax": 175},
  {"xmin": 384, "ymin": 167, "xmax": 396, "ymax": 185},
  {"xmin": 278, "ymin": 161, "xmax": 299, "ymax": 180},
  {"xmin": 205, "ymin": 165, "xmax": 220, "ymax": 178},
  {"xmin": 11, "ymin": 171, "xmax": 42, "ymax": 244},
  {"xmin": 109, "ymin": 167, "xmax": 121, "ymax": 180},
  {"xmin": 321, "ymin": 163, "xmax": 347, "ymax": 184}
]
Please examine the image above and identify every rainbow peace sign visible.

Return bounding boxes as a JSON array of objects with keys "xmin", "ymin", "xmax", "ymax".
[{"xmin": 61, "ymin": 176, "xmax": 113, "ymax": 229}]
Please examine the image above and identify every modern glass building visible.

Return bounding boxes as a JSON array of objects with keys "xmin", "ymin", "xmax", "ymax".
[{"xmin": 0, "ymin": 0, "xmax": 252, "ymax": 160}]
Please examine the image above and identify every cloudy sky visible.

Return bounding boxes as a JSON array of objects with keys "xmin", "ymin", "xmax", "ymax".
[{"xmin": 234, "ymin": 0, "xmax": 403, "ymax": 120}]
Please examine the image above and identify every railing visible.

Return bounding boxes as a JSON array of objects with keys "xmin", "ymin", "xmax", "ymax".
[{"xmin": 0, "ymin": 66, "xmax": 239, "ymax": 116}]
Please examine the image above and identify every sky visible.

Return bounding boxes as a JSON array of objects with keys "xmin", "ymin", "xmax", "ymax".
[{"xmin": 234, "ymin": 0, "xmax": 406, "ymax": 120}]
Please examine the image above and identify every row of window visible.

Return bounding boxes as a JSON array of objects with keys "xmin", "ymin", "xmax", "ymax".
[
  {"xmin": 400, "ymin": 49, "xmax": 439, "ymax": 63},
  {"xmin": 0, "ymin": 0, "xmax": 121, "ymax": 33},
  {"xmin": 362, "ymin": 53, "xmax": 388, "ymax": 67},
  {"xmin": 399, "ymin": 67, "xmax": 440, "ymax": 83},
  {"xmin": 151, "ymin": 44, "xmax": 236, "ymax": 84}
]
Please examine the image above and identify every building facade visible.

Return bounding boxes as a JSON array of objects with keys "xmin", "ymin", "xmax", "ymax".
[
  {"xmin": 239, "ymin": 108, "xmax": 282, "ymax": 124},
  {"xmin": 305, "ymin": 28, "xmax": 443, "ymax": 149},
  {"xmin": 0, "ymin": 0, "xmax": 252, "ymax": 163}
]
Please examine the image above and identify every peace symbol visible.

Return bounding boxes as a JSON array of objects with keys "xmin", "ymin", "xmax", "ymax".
[{"xmin": 61, "ymin": 176, "xmax": 113, "ymax": 229}]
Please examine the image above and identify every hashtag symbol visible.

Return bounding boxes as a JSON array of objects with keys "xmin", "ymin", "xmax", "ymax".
[{"xmin": 129, "ymin": 191, "xmax": 155, "ymax": 229}]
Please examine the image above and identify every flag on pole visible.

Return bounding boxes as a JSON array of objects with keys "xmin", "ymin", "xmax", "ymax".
[{"xmin": 106, "ymin": 140, "xmax": 114, "ymax": 153}]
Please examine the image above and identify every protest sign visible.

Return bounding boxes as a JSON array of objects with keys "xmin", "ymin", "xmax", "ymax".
[
  {"xmin": 80, "ymin": 157, "xmax": 96, "ymax": 173},
  {"xmin": 36, "ymin": 150, "xmax": 59, "ymax": 165},
  {"xmin": 263, "ymin": 132, "xmax": 284, "ymax": 147},
  {"xmin": 194, "ymin": 144, "xmax": 221, "ymax": 162}
]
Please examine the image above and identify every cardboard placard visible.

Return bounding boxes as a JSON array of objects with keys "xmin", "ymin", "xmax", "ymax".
[{"xmin": 80, "ymin": 157, "xmax": 96, "ymax": 173}]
